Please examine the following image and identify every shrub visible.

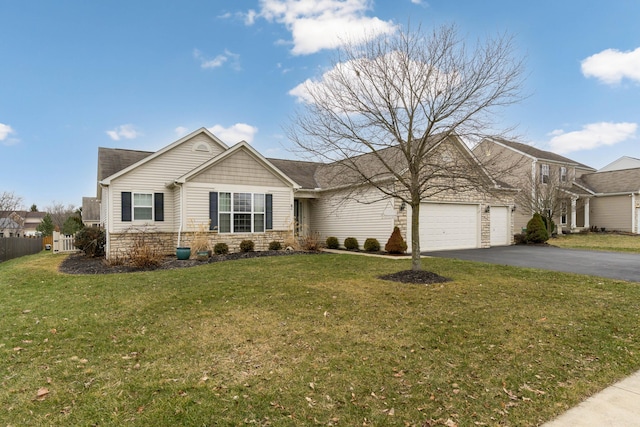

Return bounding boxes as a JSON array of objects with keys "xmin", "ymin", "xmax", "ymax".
[
  {"xmin": 541, "ymin": 216, "xmax": 556, "ymax": 236},
  {"xmin": 300, "ymin": 232, "xmax": 322, "ymax": 251},
  {"xmin": 513, "ymin": 233, "xmax": 527, "ymax": 245},
  {"xmin": 239, "ymin": 240, "xmax": 255, "ymax": 252},
  {"xmin": 344, "ymin": 237, "xmax": 359, "ymax": 251},
  {"xmin": 213, "ymin": 242, "xmax": 229, "ymax": 255},
  {"xmin": 74, "ymin": 227, "xmax": 105, "ymax": 257},
  {"xmin": 128, "ymin": 232, "xmax": 163, "ymax": 268},
  {"xmin": 268, "ymin": 240, "xmax": 282, "ymax": 251},
  {"xmin": 385, "ymin": 226, "xmax": 408, "ymax": 254},
  {"xmin": 326, "ymin": 236, "xmax": 339, "ymax": 249},
  {"xmin": 364, "ymin": 238, "xmax": 380, "ymax": 252},
  {"xmin": 525, "ymin": 213, "xmax": 549, "ymax": 243}
]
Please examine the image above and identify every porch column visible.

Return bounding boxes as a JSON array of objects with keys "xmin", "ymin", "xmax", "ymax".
[
  {"xmin": 583, "ymin": 198, "xmax": 590, "ymax": 228},
  {"xmin": 571, "ymin": 198, "xmax": 577, "ymax": 230}
]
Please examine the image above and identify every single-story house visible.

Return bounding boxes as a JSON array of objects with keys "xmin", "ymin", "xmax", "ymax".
[{"xmin": 93, "ymin": 128, "xmax": 517, "ymax": 260}]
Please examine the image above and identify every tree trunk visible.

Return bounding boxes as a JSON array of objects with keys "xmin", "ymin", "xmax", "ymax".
[{"xmin": 411, "ymin": 201, "xmax": 422, "ymax": 271}]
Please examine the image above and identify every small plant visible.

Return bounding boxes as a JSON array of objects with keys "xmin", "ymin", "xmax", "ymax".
[
  {"xmin": 385, "ymin": 226, "xmax": 407, "ymax": 254},
  {"xmin": 513, "ymin": 233, "xmax": 527, "ymax": 245},
  {"xmin": 213, "ymin": 242, "xmax": 229, "ymax": 255},
  {"xmin": 299, "ymin": 232, "xmax": 322, "ymax": 251},
  {"xmin": 128, "ymin": 230, "xmax": 164, "ymax": 268},
  {"xmin": 363, "ymin": 238, "xmax": 380, "ymax": 252},
  {"xmin": 326, "ymin": 236, "xmax": 339, "ymax": 249},
  {"xmin": 239, "ymin": 240, "xmax": 255, "ymax": 252},
  {"xmin": 189, "ymin": 219, "xmax": 211, "ymax": 254},
  {"xmin": 344, "ymin": 237, "xmax": 359, "ymax": 251},
  {"xmin": 268, "ymin": 240, "xmax": 282, "ymax": 251},
  {"xmin": 525, "ymin": 213, "xmax": 549, "ymax": 243},
  {"xmin": 74, "ymin": 227, "xmax": 105, "ymax": 257}
]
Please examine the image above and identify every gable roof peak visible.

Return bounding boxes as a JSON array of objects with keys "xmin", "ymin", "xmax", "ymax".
[{"xmin": 484, "ymin": 137, "xmax": 595, "ymax": 170}]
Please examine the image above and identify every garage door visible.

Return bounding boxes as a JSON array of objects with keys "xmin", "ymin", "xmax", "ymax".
[
  {"xmin": 419, "ymin": 203, "xmax": 479, "ymax": 251},
  {"xmin": 490, "ymin": 206, "xmax": 510, "ymax": 246}
]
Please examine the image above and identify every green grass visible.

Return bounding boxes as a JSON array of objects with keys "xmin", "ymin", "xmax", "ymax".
[
  {"xmin": 551, "ymin": 232, "xmax": 640, "ymax": 253},
  {"xmin": 1, "ymin": 252, "xmax": 640, "ymax": 426}
]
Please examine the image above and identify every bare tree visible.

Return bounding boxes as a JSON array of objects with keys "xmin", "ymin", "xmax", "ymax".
[
  {"xmin": 45, "ymin": 201, "xmax": 77, "ymax": 232},
  {"xmin": 515, "ymin": 167, "xmax": 570, "ymax": 235},
  {"xmin": 288, "ymin": 23, "xmax": 525, "ymax": 271},
  {"xmin": 0, "ymin": 191, "xmax": 24, "ymax": 235}
]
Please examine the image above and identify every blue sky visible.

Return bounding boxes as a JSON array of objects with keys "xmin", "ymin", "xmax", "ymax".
[{"xmin": 1, "ymin": 0, "xmax": 640, "ymax": 210}]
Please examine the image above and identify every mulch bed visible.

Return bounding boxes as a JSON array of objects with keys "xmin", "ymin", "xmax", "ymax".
[{"xmin": 59, "ymin": 251, "xmax": 450, "ymax": 284}]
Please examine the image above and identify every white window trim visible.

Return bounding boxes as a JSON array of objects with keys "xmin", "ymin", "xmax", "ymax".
[
  {"xmin": 541, "ymin": 164, "xmax": 550, "ymax": 184},
  {"xmin": 133, "ymin": 192, "xmax": 153, "ymax": 221},
  {"xmin": 218, "ymin": 192, "xmax": 266, "ymax": 234}
]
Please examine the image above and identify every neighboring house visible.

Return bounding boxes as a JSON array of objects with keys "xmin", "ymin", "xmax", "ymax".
[
  {"xmin": 81, "ymin": 197, "xmax": 101, "ymax": 228},
  {"xmin": 577, "ymin": 167, "xmax": 640, "ymax": 233},
  {"xmin": 473, "ymin": 137, "xmax": 597, "ymax": 233},
  {"xmin": 0, "ymin": 211, "xmax": 46, "ymax": 237},
  {"xmin": 598, "ymin": 156, "xmax": 640, "ymax": 172},
  {"xmin": 93, "ymin": 128, "xmax": 517, "ymax": 260}
]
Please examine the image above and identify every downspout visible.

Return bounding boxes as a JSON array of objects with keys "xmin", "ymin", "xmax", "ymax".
[{"xmin": 176, "ymin": 182, "xmax": 184, "ymax": 247}]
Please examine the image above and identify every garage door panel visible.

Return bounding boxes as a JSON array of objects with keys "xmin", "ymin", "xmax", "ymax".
[
  {"xmin": 420, "ymin": 203, "xmax": 479, "ymax": 251},
  {"xmin": 490, "ymin": 207, "xmax": 509, "ymax": 246}
]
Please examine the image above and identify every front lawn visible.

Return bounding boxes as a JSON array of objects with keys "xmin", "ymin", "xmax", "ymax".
[
  {"xmin": 550, "ymin": 232, "xmax": 640, "ymax": 253},
  {"xmin": 1, "ymin": 252, "xmax": 639, "ymax": 426}
]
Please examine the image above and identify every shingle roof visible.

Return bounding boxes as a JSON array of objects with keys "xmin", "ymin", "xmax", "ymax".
[
  {"xmin": 97, "ymin": 147, "xmax": 153, "ymax": 182},
  {"xmin": 580, "ymin": 168, "xmax": 640, "ymax": 194},
  {"xmin": 82, "ymin": 197, "xmax": 101, "ymax": 222},
  {"xmin": 266, "ymin": 158, "xmax": 323, "ymax": 189},
  {"xmin": 490, "ymin": 138, "xmax": 595, "ymax": 170}
]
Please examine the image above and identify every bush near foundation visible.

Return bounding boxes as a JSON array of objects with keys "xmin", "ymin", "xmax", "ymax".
[
  {"xmin": 344, "ymin": 237, "xmax": 359, "ymax": 251},
  {"xmin": 385, "ymin": 227, "xmax": 408, "ymax": 254},
  {"xmin": 364, "ymin": 238, "xmax": 381, "ymax": 252}
]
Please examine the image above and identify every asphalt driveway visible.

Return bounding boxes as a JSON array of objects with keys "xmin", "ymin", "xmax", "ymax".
[{"xmin": 424, "ymin": 245, "xmax": 640, "ymax": 283}]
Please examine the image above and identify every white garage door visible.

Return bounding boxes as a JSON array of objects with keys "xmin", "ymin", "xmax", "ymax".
[
  {"xmin": 490, "ymin": 206, "xmax": 510, "ymax": 246},
  {"xmin": 419, "ymin": 203, "xmax": 479, "ymax": 251}
]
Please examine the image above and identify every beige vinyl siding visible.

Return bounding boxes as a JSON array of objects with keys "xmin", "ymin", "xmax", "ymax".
[
  {"xmin": 590, "ymin": 195, "xmax": 632, "ymax": 232},
  {"xmin": 183, "ymin": 182, "xmax": 293, "ymax": 232},
  {"xmin": 309, "ymin": 187, "xmax": 395, "ymax": 247},
  {"xmin": 108, "ymin": 134, "xmax": 223, "ymax": 232},
  {"xmin": 190, "ymin": 149, "xmax": 291, "ymax": 187}
]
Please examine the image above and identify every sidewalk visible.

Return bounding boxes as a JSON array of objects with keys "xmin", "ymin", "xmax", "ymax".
[{"xmin": 542, "ymin": 370, "xmax": 640, "ymax": 426}]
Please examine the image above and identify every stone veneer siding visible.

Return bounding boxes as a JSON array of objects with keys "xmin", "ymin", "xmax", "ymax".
[{"xmin": 107, "ymin": 230, "xmax": 292, "ymax": 260}]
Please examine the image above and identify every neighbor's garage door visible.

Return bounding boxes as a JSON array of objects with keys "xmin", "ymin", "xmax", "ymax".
[
  {"xmin": 419, "ymin": 203, "xmax": 479, "ymax": 251},
  {"xmin": 490, "ymin": 206, "xmax": 510, "ymax": 246}
]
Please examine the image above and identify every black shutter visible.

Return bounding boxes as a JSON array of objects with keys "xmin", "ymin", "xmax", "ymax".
[
  {"xmin": 154, "ymin": 193, "xmax": 164, "ymax": 221},
  {"xmin": 122, "ymin": 192, "xmax": 132, "ymax": 222},
  {"xmin": 209, "ymin": 192, "xmax": 218, "ymax": 230},
  {"xmin": 265, "ymin": 194, "xmax": 273, "ymax": 230}
]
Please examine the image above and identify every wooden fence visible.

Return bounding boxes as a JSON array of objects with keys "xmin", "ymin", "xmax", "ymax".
[
  {"xmin": 53, "ymin": 231, "xmax": 78, "ymax": 254},
  {"xmin": 0, "ymin": 237, "xmax": 44, "ymax": 262}
]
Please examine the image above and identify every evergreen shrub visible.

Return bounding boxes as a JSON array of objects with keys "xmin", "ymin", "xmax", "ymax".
[{"xmin": 385, "ymin": 226, "xmax": 408, "ymax": 254}]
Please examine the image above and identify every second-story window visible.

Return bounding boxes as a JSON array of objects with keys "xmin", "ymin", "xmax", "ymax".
[
  {"xmin": 560, "ymin": 166, "xmax": 567, "ymax": 182},
  {"xmin": 540, "ymin": 163, "xmax": 550, "ymax": 184}
]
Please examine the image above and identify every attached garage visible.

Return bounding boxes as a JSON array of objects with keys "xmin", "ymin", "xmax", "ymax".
[
  {"xmin": 489, "ymin": 206, "xmax": 510, "ymax": 246},
  {"xmin": 416, "ymin": 203, "xmax": 480, "ymax": 251}
]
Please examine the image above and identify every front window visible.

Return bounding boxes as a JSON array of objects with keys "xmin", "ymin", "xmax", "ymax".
[
  {"xmin": 540, "ymin": 164, "xmax": 550, "ymax": 184},
  {"xmin": 560, "ymin": 201, "xmax": 567, "ymax": 225},
  {"xmin": 133, "ymin": 193, "xmax": 153, "ymax": 220},
  {"xmin": 219, "ymin": 192, "xmax": 266, "ymax": 233},
  {"xmin": 560, "ymin": 166, "xmax": 567, "ymax": 182}
]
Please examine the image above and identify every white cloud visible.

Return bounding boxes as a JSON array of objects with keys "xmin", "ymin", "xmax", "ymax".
[
  {"xmin": 581, "ymin": 47, "xmax": 640, "ymax": 85},
  {"xmin": 289, "ymin": 51, "xmax": 455, "ymax": 107},
  {"xmin": 0, "ymin": 123, "xmax": 14, "ymax": 140},
  {"xmin": 207, "ymin": 123, "xmax": 258, "ymax": 144},
  {"xmin": 548, "ymin": 122, "xmax": 637, "ymax": 154},
  {"xmin": 175, "ymin": 126, "xmax": 189, "ymax": 137},
  {"xmin": 106, "ymin": 124, "xmax": 140, "ymax": 141},
  {"xmin": 251, "ymin": 0, "xmax": 396, "ymax": 55},
  {"xmin": 194, "ymin": 48, "xmax": 241, "ymax": 70}
]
